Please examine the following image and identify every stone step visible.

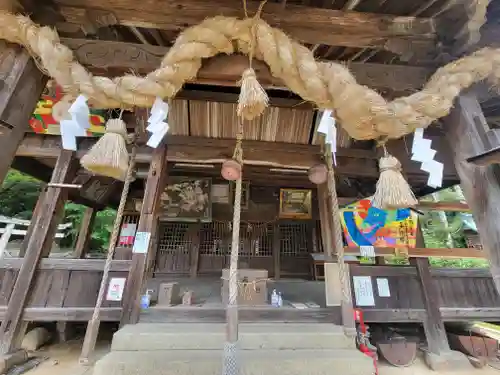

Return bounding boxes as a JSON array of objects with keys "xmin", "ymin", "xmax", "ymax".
[
  {"xmin": 111, "ymin": 323, "xmax": 355, "ymax": 351},
  {"xmin": 93, "ymin": 349, "xmax": 374, "ymax": 375}
]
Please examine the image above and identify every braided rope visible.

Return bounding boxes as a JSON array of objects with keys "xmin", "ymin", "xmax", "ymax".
[
  {"xmin": 1, "ymin": 11, "xmax": 499, "ymax": 140},
  {"xmin": 325, "ymin": 145, "xmax": 351, "ymax": 305}
]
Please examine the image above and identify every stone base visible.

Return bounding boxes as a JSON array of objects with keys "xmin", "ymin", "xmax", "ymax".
[
  {"xmin": 424, "ymin": 350, "xmax": 474, "ymax": 371},
  {"xmin": 0, "ymin": 350, "xmax": 28, "ymax": 374}
]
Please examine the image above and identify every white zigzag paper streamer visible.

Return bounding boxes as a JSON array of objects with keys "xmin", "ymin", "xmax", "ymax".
[
  {"xmin": 317, "ymin": 110, "xmax": 337, "ymax": 165},
  {"xmin": 146, "ymin": 97, "xmax": 169, "ymax": 148},
  {"xmin": 411, "ymin": 129, "xmax": 443, "ymax": 188},
  {"xmin": 60, "ymin": 95, "xmax": 90, "ymax": 151}
]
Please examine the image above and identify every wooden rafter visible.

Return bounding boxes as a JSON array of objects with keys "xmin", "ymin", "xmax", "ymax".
[
  {"xmin": 54, "ymin": 0, "xmax": 436, "ymax": 51},
  {"xmin": 60, "ymin": 38, "xmax": 432, "ymax": 92}
]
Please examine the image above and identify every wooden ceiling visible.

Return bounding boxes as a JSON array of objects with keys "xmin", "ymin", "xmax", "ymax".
[{"xmin": 13, "ymin": 0, "xmax": 498, "ymax": 206}]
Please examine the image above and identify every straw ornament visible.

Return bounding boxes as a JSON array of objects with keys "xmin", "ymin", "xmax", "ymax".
[
  {"xmin": 80, "ymin": 118, "xmax": 130, "ymax": 181},
  {"xmin": 236, "ymin": 0, "xmax": 269, "ymax": 120},
  {"xmin": 371, "ymin": 151, "xmax": 418, "ymax": 210},
  {"xmin": 1, "ymin": 11, "xmax": 499, "ymax": 142}
]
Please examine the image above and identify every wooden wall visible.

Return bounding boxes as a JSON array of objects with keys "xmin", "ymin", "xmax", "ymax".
[
  {"xmin": 350, "ymin": 265, "xmax": 500, "ymax": 322},
  {"xmin": 0, "ymin": 259, "xmax": 129, "ymax": 321},
  {"xmin": 152, "ymin": 183, "xmax": 320, "ymax": 278}
]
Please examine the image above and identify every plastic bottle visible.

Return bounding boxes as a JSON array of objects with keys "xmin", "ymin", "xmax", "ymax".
[
  {"xmin": 140, "ymin": 290, "xmax": 152, "ymax": 309},
  {"xmin": 277, "ymin": 292, "xmax": 283, "ymax": 307},
  {"xmin": 271, "ymin": 289, "xmax": 278, "ymax": 307}
]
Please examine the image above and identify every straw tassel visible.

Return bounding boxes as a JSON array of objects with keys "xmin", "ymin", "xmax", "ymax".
[
  {"xmin": 371, "ymin": 154, "xmax": 418, "ymax": 209},
  {"xmin": 237, "ymin": 68, "xmax": 269, "ymax": 120},
  {"xmin": 80, "ymin": 118, "xmax": 129, "ymax": 181}
]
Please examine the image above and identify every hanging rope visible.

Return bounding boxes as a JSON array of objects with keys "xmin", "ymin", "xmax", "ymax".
[
  {"xmin": 325, "ymin": 144, "xmax": 354, "ymax": 332},
  {"xmin": 79, "ymin": 124, "xmax": 139, "ymax": 365},
  {"xmin": 223, "ymin": 125, "xmax": 244, "ymax": 375}
]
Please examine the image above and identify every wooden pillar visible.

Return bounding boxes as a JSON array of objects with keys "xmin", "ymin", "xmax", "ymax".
[
  {"xmin": 0, "ymin": 42, "xmax": 47, "ymax": 184},
  {"xmin": 120, "ymin": 143, "xmax": 168, "ymax": 325},
  {"xmin": 189, "ymin": 223, "xmax": 201, "ymax": 278},
  {"xmin": 272, "ymin": 222, "xmax": 280, "ymax": 279},
  {"xmin": 411, "ymin": 224, "xmax": 450, "ymax": 356},
  {"xmin": 317, "ymin": 184, "xmax": 333, "ymax": 257},
  {"xmin": 444, "ymin": 93, "xmax": 500, "ymax": 294},
  {"xmin": 73, "ymin": 207, "xmax": 96, "ymax": 258},
  {"xmin": 0, "ymin": 150, "xmax": 77, "ymax": 354}
]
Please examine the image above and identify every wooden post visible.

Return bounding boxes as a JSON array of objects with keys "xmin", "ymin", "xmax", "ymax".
[
  {"xmin": 73, "ymin": 207, "xmax": 96, "ymax": 258},
  {"xmin": 317, "ymin": 184, "xmax": 333, "ymax": 258},
  {"xmin": 189, "ymin": 224, "xmax": 201, "ymax": 278},
  {"xmin": 444, "ymin": 93, "xmax": 500, "ymax": 295},
  {"xmin": 17, "ymin": 192, "xmax": 44, "ymax": 257},
  {"xmin": 411, "ymin": 257, "xmax": 450, "ymax": 355},
  {"xmin": 0, "ymin": 223, "xmax": 14, "ymax": 259},
  {"xmin": 0, "ymin": 150, "xmax": 76, "ymax": 354},
  {"xmin": 0, "ymin": 42, "xmax": 47, "ymax": 184},
  {"xmin": 272, "ymin": 222, "xmax": 280, "ymax": 279},
  {"xmin": 120, "ymin": 143, "xmax": 168, "ymax": 325}
]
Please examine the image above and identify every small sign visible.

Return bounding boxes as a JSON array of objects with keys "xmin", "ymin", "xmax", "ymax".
[
  {"xmin": 106, "ymin": 277, "xmax": 126, "ymax": 301},
  {"xmin": 360, "ymin": 245, "xmax": 375, "ymax": 257},
  {"xmin": 211, "ymin": 184, "xmax": 230, "ymax": 204},
  {"xmin": 353, "ymin": 276, "xmax": 375, "ymax": 306},
  {"xmin": 376, "ymin": 278, "xmax": 391, "ymax": 297},
  {"xmin": 119, "ymin": 223, "xmax": 137, "ymax": 246},
  {"xmin": 133, "ymin": 231, "xmax": 151, "ymax": 254}
]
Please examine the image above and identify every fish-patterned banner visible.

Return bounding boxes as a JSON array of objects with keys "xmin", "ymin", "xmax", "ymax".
[
  {"xmin": 340, "ymin": 198, "xmax": 418, "ymax": 248},
  {"xmin": 29, "ymin": 81, "xmax": 106, "ymax": 136}
]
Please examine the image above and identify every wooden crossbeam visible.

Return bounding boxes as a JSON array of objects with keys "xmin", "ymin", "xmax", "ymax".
[
  {"xmin": 344, "ymin": 247, "xmax": 486, "ymax": 259},
  {"xmin": 55, "ymin": 0, "xmax": 436, "ymax": 51},
  {"xmin": 60, "ymin": 38, "xmax": 432, "ymax": 92}
]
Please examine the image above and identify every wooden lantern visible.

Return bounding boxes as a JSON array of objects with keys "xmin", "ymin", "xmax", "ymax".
[
  {"xmin": 221, "ymin": 159, "xmax": 242, "ymax": 181},
  {"xmin": 308, "ymin": 164, "xmax": 328, "ymax": 185}
]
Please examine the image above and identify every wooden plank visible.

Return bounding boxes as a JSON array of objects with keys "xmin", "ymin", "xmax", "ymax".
[
  {"xmin": 431, "ymin": 268, "xmax": 491, "ymax": 278},
  {"xmin": 140, "ymin": 306, "xmax": 342, "ymax": 324},
  {"xmin": 0, "ymin": 41, "xmax": 47, "ymax": 183},
  {"xmin": 73, "ymin": 207, "xmax": 96, "ymax": 258},
  {"xmin": 56, "ymin": 0, "xmax": 436, "ymax": 50},
  {"xmin": 362, "ymin": 308, "xmax": 426, "ymax": 322},
  {"xmin": 412, "ymin": 258, "xmax": 450, "ymax": 355},
  {"xmin": 338, "ymin": 197, "xmax": 470, "ymax": 212},
  {"xmin": 349, "ymin": 265, "xmax": 418, "ymax": 277},
  {"xmin": 344, "ymin": 247, "xmax": 486, "ymax": 259},
  {"xmin": 272, "ymin": 223, "xmax": 280, "ymax": 280},
  {"xmin": 60, "ymin": 38, "xmax": 432, "ymax": 92},
  {"xmin": 444, "ymin": 93, "xmax": 500, "ymax": 295},
  {"xmin": 0, "ymin": 150, "xmax": 77, "ymax": 354},
  {"xmin": 0, "ymin": 258, "xmax": 132, "ymax": 272},
  {"xmin": 440, "ymin": 307, "xmax": 500, "ymax": 321},
  {"xmin": 0, "ymin": 307, "xmax": 121, "ymax": 321},
  {"xmin": 121, "ymin": 143, "xmax": 168, "ymax": 325}
]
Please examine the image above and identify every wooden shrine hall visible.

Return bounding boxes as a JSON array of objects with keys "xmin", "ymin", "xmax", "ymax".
[{"xmin": 1, "ymin": 0, "xmax": 500, "ymax": 373}]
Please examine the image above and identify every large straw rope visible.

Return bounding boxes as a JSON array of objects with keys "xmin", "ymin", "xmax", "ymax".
[{"xmin": 1, "ymin": 11, "xmax": 500, "ymax": 140}]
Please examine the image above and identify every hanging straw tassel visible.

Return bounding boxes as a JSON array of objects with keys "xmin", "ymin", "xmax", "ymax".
[
  {"xmin": 237, "ymin": 68, "xmax": 269, "ymax": 120},
  {"xmin": 371, "ymin": 153, "xmax": 418, "ymax": 209},
  {"xmin": 80, "ymin": 118, "xmax": 129, "ymax": 181}
]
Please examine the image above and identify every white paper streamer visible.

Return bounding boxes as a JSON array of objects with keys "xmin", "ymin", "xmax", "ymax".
[
  {"xmin": 60, "ymin": 95, "xmax": 90, "ymax": 150},
  {"xmin": 317, "ymin": 110, "xmax": 337, "ymax": 165},
  {"xmin": 411, "ymin": 129, "xmax": 443, "ymax": 188},
  {"xmin": 146, "ymin": 97, "xmax": 169, "ymax": 148}
]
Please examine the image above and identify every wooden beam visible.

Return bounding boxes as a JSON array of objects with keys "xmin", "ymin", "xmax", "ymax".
[
  {"xmin": 60, "ymin": 38, "xmax": 432, "ymax": 92},
  {"xmin": 17, "ymin": 134, "xmax": 378, "ymax": 176},
  {"xmin": 444, "ymin": 93, "xmax": 500, "ymax": 294},
  {"xmin": 55, "ymin": 0, "xmax": 436, "ymax": 50},
  {"xmin": 0, "ymin": 307, "xmax": 122, "ymax": 322},
  {"xmin": 0, "ymin": 258, "xmax": 131, "ymax": 271},
  {"xmin": 411, "ymin": 257, "xmax": 451, "ymax": 356},
  {"xmin": 344, "ymin": 247, "xmax": 486, "ymax": 259},
  {"xmin": 73, "ymin": 207, "xmax": 96, "ymax": 259},
  {"xmin": 0, "ymin": 150, "xmax": 77, "ymax": 354},
  {"xmin": 338, "ymin": 197, "xmax": 470, "ymax": 212},
  {"xmin": 121, "ymin": 143, "xmax": 168, "ymax": 325},
  {"xmin": 0, "ymin": 42, "xmax": 47, "ymax": 184}
]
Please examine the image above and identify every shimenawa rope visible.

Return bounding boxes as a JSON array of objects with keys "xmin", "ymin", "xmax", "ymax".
[{"xmin": 1, "ymin": 11, "xmax": 500, "ymax": 141}]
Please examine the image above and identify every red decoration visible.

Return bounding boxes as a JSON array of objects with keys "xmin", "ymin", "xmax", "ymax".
[
  {"xmin": 221, "ymin": 159, "xmax": 242, "ymax": 181},
  {"xmin": 308, "ymin": 164, "xmax": 328, "ymax": 185}
]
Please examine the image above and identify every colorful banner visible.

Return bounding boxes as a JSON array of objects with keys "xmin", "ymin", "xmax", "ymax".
[
  {"xmin": 29, "ymin": 81, "xmax": 106, "ymax": 136},
  {"xmin": 340, "ymin": 198, "xmax": 418, "ymax": 248}
]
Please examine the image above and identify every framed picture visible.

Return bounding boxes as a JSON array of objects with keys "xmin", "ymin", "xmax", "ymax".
[
  {"xmin": 228, "ymin": 180, "xmax": 250, "ymax": 210},
  {"xmin": 211, "ymin": 183, "xmax": 231, "ymax": 204},
  {"xmin": 279, "ymin": 188, "xmax": 312, "ymax": 219},
  {"xmin": 159, "ymin": 177, "xmax": 212, "ymax": 222}
]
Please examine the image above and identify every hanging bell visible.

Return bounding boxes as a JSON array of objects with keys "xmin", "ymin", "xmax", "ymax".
[
  {"xmin": 221, "ymin": 159, "xmax": 242, "ymax": 181},
  {"xmin": 308, "ymin": 164, "xmax": 328, "ymax": 185}
]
